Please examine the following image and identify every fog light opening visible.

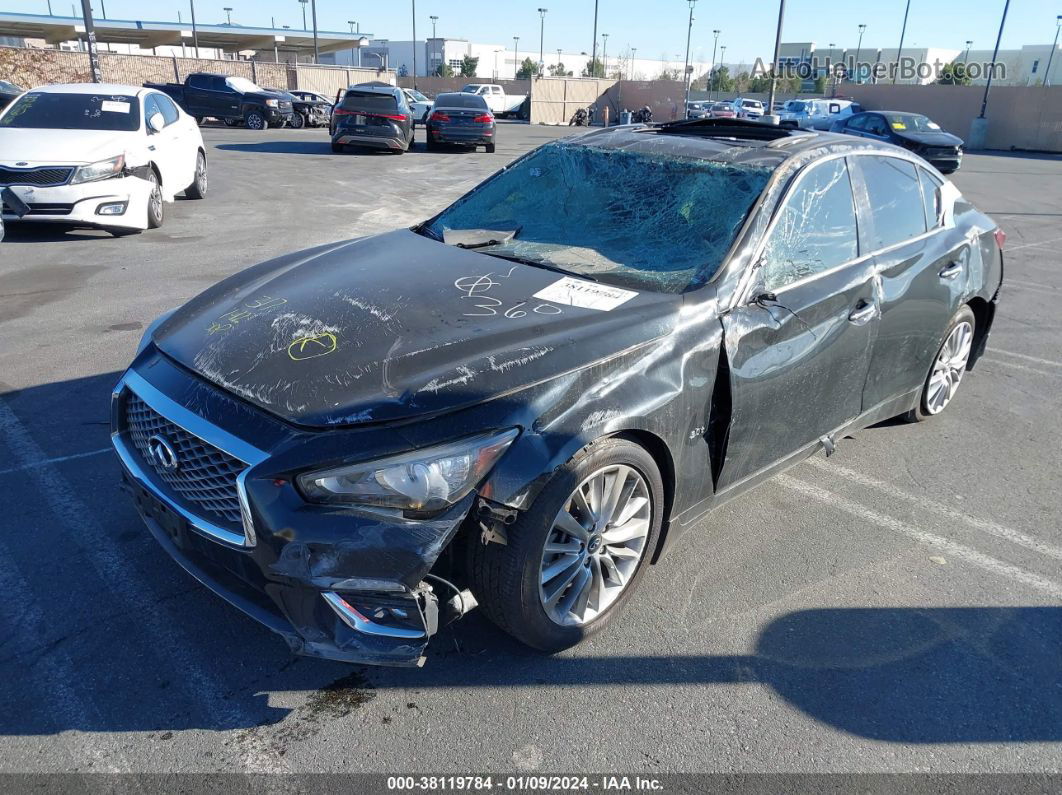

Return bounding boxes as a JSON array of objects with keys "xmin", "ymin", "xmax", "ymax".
[{"xmin": 96, "ymin": 201, "xmax": 128, "ymax": 216}]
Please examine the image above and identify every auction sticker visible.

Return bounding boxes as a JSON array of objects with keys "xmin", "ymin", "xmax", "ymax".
[
  {"xmin": 533, "ymin": 277, "xmax": 637, "ymax": 311},
  {"xmin": 101, "ymin": 100, "xmax": 131, "ymax": 113}
]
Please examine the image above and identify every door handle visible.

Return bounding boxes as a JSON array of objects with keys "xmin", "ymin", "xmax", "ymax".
[
  {"xmin": 848, "ymin": 300, "xmax": 877, "ymax": 325},
  {"xmin": 939, "ymin": 262, "xmax": 963, "ymax": 280}
]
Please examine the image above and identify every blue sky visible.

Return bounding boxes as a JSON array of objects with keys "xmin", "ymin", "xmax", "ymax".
[{"xmin": 5, "ymin": 1, "xmax": 1057, "ymax": 63}]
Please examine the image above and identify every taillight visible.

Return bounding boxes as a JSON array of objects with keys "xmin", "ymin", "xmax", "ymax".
[
  {"xmin": 431, "ymin": 111, "xmax": 451, "ymax": 122},
  {"xmin": 994, "ymin": 228, "xmax": 1006, "ymax": 250},
  {"xmin": 333, "ymin": 107, "xmax": 353, "ymax": 116},
  {"xmin": 473, "ymin": 113, "xmax": 494, "ymax": 123},
  {"xmin": 377, "ymin": 113, "xmax": 408, "ymax": 122}
]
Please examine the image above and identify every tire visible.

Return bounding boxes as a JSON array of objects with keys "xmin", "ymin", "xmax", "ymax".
[
  {"xmin": 903, "ymin": 305, "xmax": 976, "ymax": 422},
  {"xmin": 469, "ymin": 437, "xmax": 663, "ymax": 652},
  {"xmin": 289, "ymin": 111, "xmax": 306, "ymax": 130},
  {"xmin": 485, "ymin": 143, "xmax": 496, "ymax": 153},
  {"xmin": 194, "ymin": 116, "xmax": 205, "ymax": 126},
  {"xmin": 145, "ymin": 169, "xmax": 163, "ymax": 229},
  {"xmin": 245, "ymin": 111, "xmax": 268, "ymax": 131},
  {"xmin": 184, "ymin": 150, "xmax": 207, "ymax": 199},
  {"xmin": 331, "ymin": 141, "xmax": 345, "ymax": 153},
  {"xmin": 426, "ymin": 138, "xmax": 440, "ymax": 152}
]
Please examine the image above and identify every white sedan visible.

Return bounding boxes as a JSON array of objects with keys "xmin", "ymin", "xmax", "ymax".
[{"xmin": 0, "ymin": 83, "xmax": 206, "ymax": 235}]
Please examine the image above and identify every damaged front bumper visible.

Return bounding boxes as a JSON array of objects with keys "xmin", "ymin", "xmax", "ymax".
[
  {"xmin": 1, "ymin": 174, "xmax": 153, "ymax": 229},
  {"xmin": 110, "ymin": 358, "xmax": 481, "ymax": 666}
]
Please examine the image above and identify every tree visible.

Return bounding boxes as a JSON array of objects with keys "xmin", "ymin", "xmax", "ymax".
[
  {"xmin": 548, "ymin": 61, "xmax": 567, "ymax": 77},
  {"xmin": 748, "ymin": 74, "xmax": 772, "ymax": 93},
  {"xmin": 936, "ymin": 61, "xmax": 972, "ymax": 85},
  {"xmin": 582, "ymin": 57, "xmax": 605, "ymax": 78},
  {"xmin": 708, "ymin": 65, "xmax": 733, "ymax": 92},
  {"xmin": 658, "ymin": 67, "xmax": 679, "ymax": 81},
  {"xmin": 397, "ymin": 64, "xmax": 409, "ymax": 77},
  {"xmin": 460, "ymin": 55, "xmax": 479, "ymax": 77},
  {"xmin": 814, "ymin": 74, "xmax": 828, "ymax": 94},
  {"xmin": 733, "ymin": 71, "xmax": 751, "ymax": 92},
  {"xmin": 433, "ymin": 62, "xmax": 454, "ymax": 78},
  {"xmin": 516, "ymin": 56, "xmax": 541, "ymax": 79}
]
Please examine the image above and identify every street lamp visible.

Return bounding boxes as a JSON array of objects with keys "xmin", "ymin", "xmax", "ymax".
[
  {"xmin": 682, "ymin": 0, "xmax": 696, "ymax": 118},
  {"xmin": 893, "ymin": 0, "xmax": 912, "ymax": 84},
  {"xmin": 630, "ymin": 47, "xmax": 637, "ymax": 79},
  {"xmin": 854, "ymin": 24, "xmax": 866, "ymax": 83},
  {"xmin": 765, "ymin": 0, "xmax": 786, "ymax": 123},
  {"xmin": 1044, "ymin": 17, "xmax": 1061, "ymax": 87},
  {"xmin": 602, "ymin": 33, "xmax": 609, "ymax": 78},
  {"xmin": 494, "ymin": 48, "xmax": 503, "ymax": 81},
  {"xmin": 298, "ymin": 0, "xmax": 307, "ymax": 32},
  {"xmin": 311, "ymin": 0, "xmax": 319, "ymax": 64},
  {"xmin": 348, "ymin": 21, "xmax": 358, "ymax": 66},
  {"xmin": 430, "ymin": 15, "xmax": 438, "ymax": 39},
  {"xmin": 971, "ymin": 0, "xmax": 1011, "ymax": 150},
  {"xmin": 223, "ymin": 6, "xmax": 232, "ymax": 25},
  {"xmin": 189, "ymin": 0, "xmax": 200, "ymax": 58},
  {"xmin": 538, "ymin": 8, "xmax": 548, "ymax": 74},
  {"xmin": 709, "ymin": 29, "xmax": 720, "ymax": 100},
  {"xmin": 514, "ymin": 36, "xmax": 520, "ymax": 77},
  {"xmin": 963, "ymin": 39, "xmax": 973, "ymax": 64}
]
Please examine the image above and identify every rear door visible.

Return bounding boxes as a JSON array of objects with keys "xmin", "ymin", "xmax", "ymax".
[
  {"xmin": 717, "ymin": 156, "xmax": 878, "ymax": 494},
  {"xmin": 855, "ymin": 155, "xmax": 968, "ymax": 411}
]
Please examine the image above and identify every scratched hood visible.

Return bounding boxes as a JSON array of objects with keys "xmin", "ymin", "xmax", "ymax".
[{"xmin": 153, "ymin": 230, "xmax": 680, "ymax": 427}]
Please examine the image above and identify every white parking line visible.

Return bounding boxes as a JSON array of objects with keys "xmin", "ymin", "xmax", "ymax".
[
  {"xmin": 1004, "ymin": 278, "xmax": 1059, "ymax": 292},
  {"xmin": 980, "ymin": 356, "xmax": 1060, "ymax": 379},
  {"xmin": 987, "ymin": 349, "xmax": 1062, "ymax": 369},
  {"xmin": 0, "ymin": 399, "xmax": 284, "ymax": 772},
  {"xmin": 805, "ymin": 457, "xmax": 1062, "ymax": 562},
  {"xmin": 1006, "ymin": 234, "xmax": 1062, "ymax": 252},
  {"xmin": 0, "ymin": 447, "xmax": 111, "ymax": 477},
  {"xmin": 778, "ymin": 475, "xmax": 1062, "ymax": 598}
]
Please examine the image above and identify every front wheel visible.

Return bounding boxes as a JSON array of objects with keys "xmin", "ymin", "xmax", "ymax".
[
  {"xmin": 904, "ymin": 305, "xmax": 976, "ymax": 422},
  {"xmin": 145, "ymin": 170, "xmax": 164, "ymax": 229},
  {"xmin": 469, "ymin": 437, "xmax": 663, "ymax": 652},
  {"xmin": 245, "ymin": 111, "xmax": 268, "ymax": 130},
  {"xmin": 184, "ymin": 151, "xmax": 207, "ymax": 199},
  {"xmin": 289, "ymin": 111, "xmax": 305, "ymax": 129}
]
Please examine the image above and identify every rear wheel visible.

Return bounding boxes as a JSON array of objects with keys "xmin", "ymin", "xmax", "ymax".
[
  {"xmin": 903, "ymin": 305, "xmax": 976, "ymax": 422},
  {"xmin": 331, "ymin": 141, "xmax": 345, "ymax": 153},
  {"xmin": 289, "ymin": 111, "xmax": 306, "ymax": 129},
  {"xmin": 245, "ymin": 110, "xmax": 268, "ymax": 130},
  {"xmin": 146, "ymin": 170, "xmax": 164, "ymax": 229},
  {"xmin": 469, "ymin": 437, "xmax": 663, "ymax": 652},
  {"xmin": 184, "ymin": 151, "xmax": 207, "ymax": 199},
  {"xmin": 485, "ymin": 143, "xmax": 496, "ymax": 153}
]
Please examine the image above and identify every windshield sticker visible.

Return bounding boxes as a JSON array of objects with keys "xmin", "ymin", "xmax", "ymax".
[
  {"xmin": 891, "ymin": 121, "xmax": 907, "ymax": 130},
  {"xmin": 101, "ymin": 100, "xmax": 131, "ymax": 113},
  {"xmin": 533, "ymin": 277, "xmax": 638, "ymax": 311}
]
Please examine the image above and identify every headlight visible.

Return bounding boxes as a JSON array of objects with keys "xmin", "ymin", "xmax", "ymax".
[
  {"xmin": 71, "ymin": 154, "xmax": 125, "ymax": 184},
  {"xmin": 297, "ymin": 429, "xmax": 519, "ymax": 516},
  {"xmin": 265, "ymin": 99, "xmax": 279, "ymax": 108}
]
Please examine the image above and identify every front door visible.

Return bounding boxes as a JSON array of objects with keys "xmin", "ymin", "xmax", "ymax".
[{"xmin": 717, "ymin": 156, "xmax": 878, "ymax": 494}]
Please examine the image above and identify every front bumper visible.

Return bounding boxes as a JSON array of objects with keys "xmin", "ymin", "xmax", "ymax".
[
  {"xmin": 110, "ymin": 357, "xmax": 474, "ymax": 666},
  {"xmin": 1, "ymin": 175, "xmax": 152, "ymax": 229}
]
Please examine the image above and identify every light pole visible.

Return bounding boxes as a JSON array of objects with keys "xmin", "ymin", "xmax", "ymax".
[
  {"xmin": 709, "ymin": 29, "xmax": 720, "ymax": 100},
  {"xmin": 682, "ymin": 0, "xmax": 696, "ymax": 118},
  {"xmin": 963, "ymin": 39, "xmax": 973, "ymax": 64},
  {"xmin": 828, "ymin": 42, "xmax": 835, "ymax": 94},
  {"xmin": 630, "ymin": 47, "xmax": 637, "ymax": 79},
  {"xmin": 78, "ymin": 0, "xmax": 101, "ymax": 82},
  {"xmin": 970, "ymin": 0, "xmax": 1011, "ymax": 149},
  {"xmin": 410, "ymin": 0, "xmax": 417, "ymax": 87},
  {"xmin": 431, "ymin": 15, "xmax": 438, "ymax": 39},
  {"xmin": 854, "ymin": 24, "xmax": 866, "ymax": 83},
  {"xmin": 348, "ymin": 21, "xmax": 357, "ymax": 66},
  {"xmin": 311, "ymin": 0, "xmax": 319, "ymax": 63},
  {"xmin": 765, "ymin": 0, "xmax": 785, "ymax": 123},
  {"xmin": 223, "ymin": 6, "xmax": 232, "ymax": 24},
  {"xmin": 494, "ymin": 48, "xmax": 503, "ymax": 81},
  {"xmin": 591, "ymin": 0, "xmax": 599, "ymax": 77},
  {"xmin": 189, "ymin": 0, "xmax": 199, "ymax": 58},
  {"xmin": 298, "ymin": 0, "xmax": 307, "ymax": 31},
  {"xmin": 538, "ymin": 8, "xmax": 548, "ymax": 75},
  {"xmin": 514, "ymin": 36, "xmax": 520, "ymax": 77},
  {"xmin": 893, "ymin": 0, "xmax": 912, "ymax": 84},
  {"xmin": 1044, "ymin": 18, "xmax": 1061, "ymax": 86},
  {"xmin": 602, "ymin": 33, "xmax": 609, "ymax": 78}
]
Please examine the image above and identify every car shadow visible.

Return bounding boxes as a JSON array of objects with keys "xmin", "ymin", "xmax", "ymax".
[
  {"xmin": 0, "ymin": 222, "xmax": 118, "ymax": 242},
  {"xmin": 215, "ymin": 141, "xmax": 339, "ymax": 156},
  {"xmin": 0, "ymin": 371, "xmax": 1059, "ymax": 743}
]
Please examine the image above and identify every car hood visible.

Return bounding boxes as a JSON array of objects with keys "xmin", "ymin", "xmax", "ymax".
[
  {"xmin": 0, "ymin": 128, "xmax": 136, "ymax": 166},
  {"xmin": 153, "ymin": 229, "xmax": 680, "ymax": 427},
  {"xmin": 895, "ymin": 130, "xmax": 963, "ymax": 147}
]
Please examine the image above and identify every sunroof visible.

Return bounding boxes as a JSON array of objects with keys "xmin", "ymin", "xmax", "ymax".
[{"xmin": 652, "ymin": 118, "xmax": 807, "ymax": 141}]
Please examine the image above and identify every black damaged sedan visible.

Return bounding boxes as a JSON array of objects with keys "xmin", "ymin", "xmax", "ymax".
[{"xmin": 113, "ymin": 119, "xmax": 1003, "ymax": 666}]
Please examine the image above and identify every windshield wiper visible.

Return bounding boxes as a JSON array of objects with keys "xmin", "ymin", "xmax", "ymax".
[
  {"xmin": 455, "ymin": 239, "xmax": 504, "ymax": 249},
  {"xmin": 479, "ymin": 251, "xmax": 599, "ymax": 282}
]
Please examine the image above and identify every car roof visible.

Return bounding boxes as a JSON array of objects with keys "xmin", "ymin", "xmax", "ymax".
[
  {"xmin": 347, "ymin": 82, "xmax": 400, "ymax": 94},
  {"xmin": 27, "ymin": 82, "xmax": 145, "ymax": 96},
  {"xmin": 435, "ymin": 92, "xmax": 488, "ymax": 103},
  {"xmin": 568, "ymin": 122, "xmax": 914, "ymax": 171}
]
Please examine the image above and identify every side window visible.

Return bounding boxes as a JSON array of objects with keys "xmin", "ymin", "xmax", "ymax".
[
  {"xmin": 492, "ymin": 86, "xmax": 503, "ymax": 95},
  {"xmin": 213, "ymin": 76, "xmax": 229, "ymax": 91},
  {"xmin": 154, "ymin": 93, "xmax": 180, "ymax": 125},
  {"xmin": 918, "ymin": 167, "xmax": 943, "ymax": 229},
  {"xmin": 859, "ymin": 156, "xmax": 928, "ymax": 249},
  {"xmin": 828, "ymin": 102, "xmax": 840, "ymax": 114},
  {"xmin": 187, "ymin": 74, "xmax": 208, "ymax": 89},
  {"xmin": 761, "ymin": 158, "xmax": 860, "ymax": 291},
  {"xmin": 143, "ymin": 94, "xmax": 160, "ymax": 125},
  {"xmin": 846, "ymin": 114, "xmax": 867, "ymax": 131}
]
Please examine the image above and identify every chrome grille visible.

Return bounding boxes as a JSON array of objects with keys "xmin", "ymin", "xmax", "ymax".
[
  {"xmin": 0, "ymin": 166, "xmax": 74, "ymax": 187},
  {"xmin": 125, "ymin": 393, "xmax": 246, "ymax": 525}
]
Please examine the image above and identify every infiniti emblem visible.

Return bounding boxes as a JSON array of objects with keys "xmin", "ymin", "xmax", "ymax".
[
  {"xmin": 15, "ymin": 162, "xmax": 28, "ymax": 167},
  {"xmin": 146, "ymin": 434, "xmax": 179, "ymax": 471}
]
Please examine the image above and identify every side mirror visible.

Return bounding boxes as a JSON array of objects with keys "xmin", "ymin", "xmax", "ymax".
[{"xmin": 147, "ymin": 112, "xmax": 165, "ymax": 133}]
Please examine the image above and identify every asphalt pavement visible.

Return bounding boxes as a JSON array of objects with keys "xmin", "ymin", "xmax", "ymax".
[{"xmin": 0, "ymin": 121, "xmax": 1060, "ymax": 775}]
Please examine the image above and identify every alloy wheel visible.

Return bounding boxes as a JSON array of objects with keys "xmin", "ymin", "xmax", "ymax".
[
  {"xmin": 539, "ymin": 464, "xmax": 652, "ymax": 626},
  {"xmin": 246, "ymin": 113, "xmax": 264, "ymax": 130},
  {"xmin": 148, "ymin": 172, "xmax": 163, "ymax": 225},
  {"xmin": 925, "ymin": 320, "xmax": 973, "ymax": 414},
  {"xmin": 195, "ymin": 153, "xmax": 207, "ymax": 193}
]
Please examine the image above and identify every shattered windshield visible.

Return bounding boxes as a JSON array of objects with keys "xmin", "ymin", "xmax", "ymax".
[{"xmin": 424, "ymin": 142, "xmax": 772, "ymax": 293}]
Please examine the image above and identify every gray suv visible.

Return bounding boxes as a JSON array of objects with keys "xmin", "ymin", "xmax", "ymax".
[{"xmin": 331, "ymin": 83, "xmax": 414, "ymax": 154}]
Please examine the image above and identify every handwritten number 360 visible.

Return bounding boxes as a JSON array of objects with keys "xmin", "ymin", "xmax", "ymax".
[{"xmin": 465, "ymin": 298, "xmax": 561, "ymax": 318}]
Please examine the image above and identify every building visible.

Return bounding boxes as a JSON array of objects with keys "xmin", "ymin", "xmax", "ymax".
[
  {"xmin": 779, "ymin": 40, "xmax": 1062, "ymax": 86},
  {"xmin": 323, "ymin": 38, "xmax": 706, "ymax": 82}
]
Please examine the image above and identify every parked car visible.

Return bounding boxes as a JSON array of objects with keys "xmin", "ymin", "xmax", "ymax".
[
  {"xmin": 281, "ymin": 89, "xmax": 332, "ymax": 129},
  {"xmin": 730, "ymin": 97, "xmax": 765, "ymax": 119},
  {"xmin": 0, "ymin": 80, "xmax": 24, "ymax": 111},
  {"xmin": 144, "ymin": 73, "xmax": 293, "ymax": 130},
  {"xmin": 460, "ymin": 83, "xmax": 527, "ymax": 117},
  {"xmin": 0, "ymin": 83, "xmax": 206, "ymax": 235},
  {"xmin": 686, "ymin": 101, "xmax": 709, "ymax": 119},
  {"xmin": 832, "ymin": 111, "xmax": 964, "ymax": 174},
  {"xmin": 708, "ymin": 102, "xmax": 736, "ymax": 119},
  {"xmin": 780, "ymin": 98, "xmax": 863, "ymax": 130},
  {"xmin": 425, "ymin": 92, "xmax": 496, "ymax": 152},
  {"xmin": 403, "ymin": 88, "xmax": 434, "ymax": 123},
  {"xmin": 331, "ymin": 83, "xmax": 414, "ymax": 154},
  {"xmin": 113, "ymin": 118, "xmax": 1002, "ymax": 666}
]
